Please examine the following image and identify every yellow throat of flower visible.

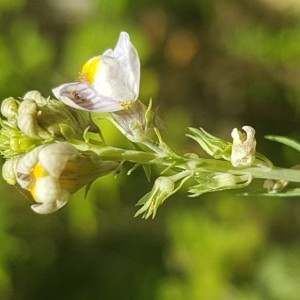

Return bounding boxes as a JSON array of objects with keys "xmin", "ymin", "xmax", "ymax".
[
  {"xmin": 79, "ymin": 57, "xmax": 101, "ymax": 84},
  {"xmin": 29, "ymin": 162, "xmax": 49, "ymax": 201}
]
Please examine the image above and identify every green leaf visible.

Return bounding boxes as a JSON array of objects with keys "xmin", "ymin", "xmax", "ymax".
[
  {"xmin": 59, "ymin": 124, "xmax": 76, "ymax": 139},
  {"xmin": 134, "ymin": 192, "xmax": 152, "ymax": 218},
  {"xmin": 127, "ymin": 163, "xmax": 151, "ymax": 181},
  {"xmin": 142, "ymin": 164, "xmax": 152, "ymax": 182},
  {"xmin": 265, "ymin": 135, "xmax": 300, "ymax": 152}
]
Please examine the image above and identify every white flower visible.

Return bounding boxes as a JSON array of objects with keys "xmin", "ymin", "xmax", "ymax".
[
  {"xmin": 52, "ymin": 31, "xmax": 140, "ymax": 112},
  {"xmin": 16, "ymin": 143, "xmax": 77, "ymax": 214},
  {"xmin": 15, "ymin": 142, "xmax": 119, "ymax": 214},
  {"xmin": 231, "ymin": 126, "xmax": 256, "ymax": 167}
]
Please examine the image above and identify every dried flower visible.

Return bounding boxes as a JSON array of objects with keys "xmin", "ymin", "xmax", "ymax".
[{"xmin": 231, "ymin": 126, "xmax": 256, "ymax": 167}]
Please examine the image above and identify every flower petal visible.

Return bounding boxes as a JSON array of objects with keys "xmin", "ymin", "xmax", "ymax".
[
  {"xmin": 89, "ymin": 32, "xmax": 140, "ymax": 103},
  {"xmin": 103, "ymin": 32, "xmax": 131, "ymax": 58},
  {"xmin": 52, "ymin": 82, "xmax": 125, "ymax": 112},
  {"xmin": 93, "ymin": 56, "xmax": 138, "ymax": 102},
  {"xmin": 16, "ymin": 145, "xmax": 42, "ymax": 189},
  {"xmin": 106, "ymin": 31, "xmax": 140, "ymax": 100},
  {"xmin": 38, "ymin": 143, "xmax": 77, "ymax": 177},
  {"xmin": 30, "ymin": 176, "xmax": 69, "ymax": 214},
  {"xmin": 31, "ymin": 200, "xmax": 67, "ymax": 214}
]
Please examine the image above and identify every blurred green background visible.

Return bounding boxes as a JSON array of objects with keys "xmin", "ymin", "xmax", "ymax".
[{"xmin": 1, "ymin": 0, "xmax": 300, "ymax": 299}]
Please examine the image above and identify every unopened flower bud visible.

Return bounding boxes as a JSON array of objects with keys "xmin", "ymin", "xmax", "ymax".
[
  {"xmin": 1, "ymin": 97, "xmax": 19, "ymax": 126},
  {"xmin": 135, "ymin": 176, "xmax": 175, "ymax": 219},
  {"xmin": 17, "ymin": 91, "xmax": 98, "ymax": 140},
  {"xmin": 187, "ymin": 127, "xmax": 232, "ymax": 160},
  {"xmin": 189, "ymin": 172, "xmax": 252, "ymax": 197},
  {"xmin": 263, "ymin": 179, "xmax": 288, "ymax": 193},
  {"xmin": 2, "ymin": 157, "xmax": 19, "ymax": 185},
  {"xmin": 17, "ymin": 99, "xmax": 51, "ymax": 139}
]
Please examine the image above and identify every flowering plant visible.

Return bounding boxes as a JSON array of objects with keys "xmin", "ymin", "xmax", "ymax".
[
  {"xmin": 52, "ymin": 32, "xmax": 140, "ymax": 112},
  {"xmin": 1, "ymin": 31, "xmax": 300, "ymax": 218}
]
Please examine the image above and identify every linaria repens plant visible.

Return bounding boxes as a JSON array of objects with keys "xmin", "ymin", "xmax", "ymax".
[{"xmin": 1, "ymin": 31, "xmax": 300, "ymax": 217}]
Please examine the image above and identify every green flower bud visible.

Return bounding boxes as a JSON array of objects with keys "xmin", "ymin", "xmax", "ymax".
[
  {"xmin": 189, "ymin": 172, "xmax": 252, "ymax": 197},
  {"xmin": 135, "ymin": 176, "xmax": 175, "ymax": 219},
  {"xmin": 0, "ymin": 118, "xmax": 41, "ymax": 158},
  {"xmin": 187, "ymin": 127, "xmax": 232, "ymax": 160}
]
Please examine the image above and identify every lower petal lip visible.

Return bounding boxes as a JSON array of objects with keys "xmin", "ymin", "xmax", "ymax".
[{"xmin": 53, "ymin": 83, "xmax": 134, "ymax": 112}]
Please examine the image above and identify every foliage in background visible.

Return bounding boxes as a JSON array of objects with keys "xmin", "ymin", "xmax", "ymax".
[{"xmin": 0, "ymin": 0, "xmax": 299, "ymax": 299}]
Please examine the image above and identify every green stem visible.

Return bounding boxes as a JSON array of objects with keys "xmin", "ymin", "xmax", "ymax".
[
  {"xmin": 83, "ymin": 143, "xmax": 300, "ymax": 183},
  {"xmin": 85, "ymin": 144, "xmax": 160, "ymax": 163},
  {"xmin": 197, "ymin": 159, "xmax": 300, "ymax": 183},
  {"xmin": 240, "ymin": 166, "xmax": 300, "ymax": 182}
]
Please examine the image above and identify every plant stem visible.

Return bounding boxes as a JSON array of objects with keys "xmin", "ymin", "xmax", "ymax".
[
  {"xmin": 85, "ymin": 144, "xmax": 300, "ymax": 183},
  {"xmin": 241, "ymin": 166, "xmax": 300, "ymax": 183},
  {"xmin": 86, "ymin": 145, "xmax": 160, "ymax": 163},
  {"xmin": 196, "ymin": 158, "xmax": 300, "ymax": 183}
]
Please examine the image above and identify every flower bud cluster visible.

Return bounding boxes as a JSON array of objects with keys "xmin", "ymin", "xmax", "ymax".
[
  {"xmin": 0, "ymin": 91, "xmax": 98, "ymax": 158},
  {"xmin": 0, "ymin": 92, "xmax": 118, "ymax": 214},
  {"xmin": 0, "ymin": 31, "xmax": 144, "ymax": 215}
]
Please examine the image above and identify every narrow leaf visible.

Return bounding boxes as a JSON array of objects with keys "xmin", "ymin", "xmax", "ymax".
[{"xmin": 265, "ymin": 135, "xmax": 300, "ymax": 152}]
